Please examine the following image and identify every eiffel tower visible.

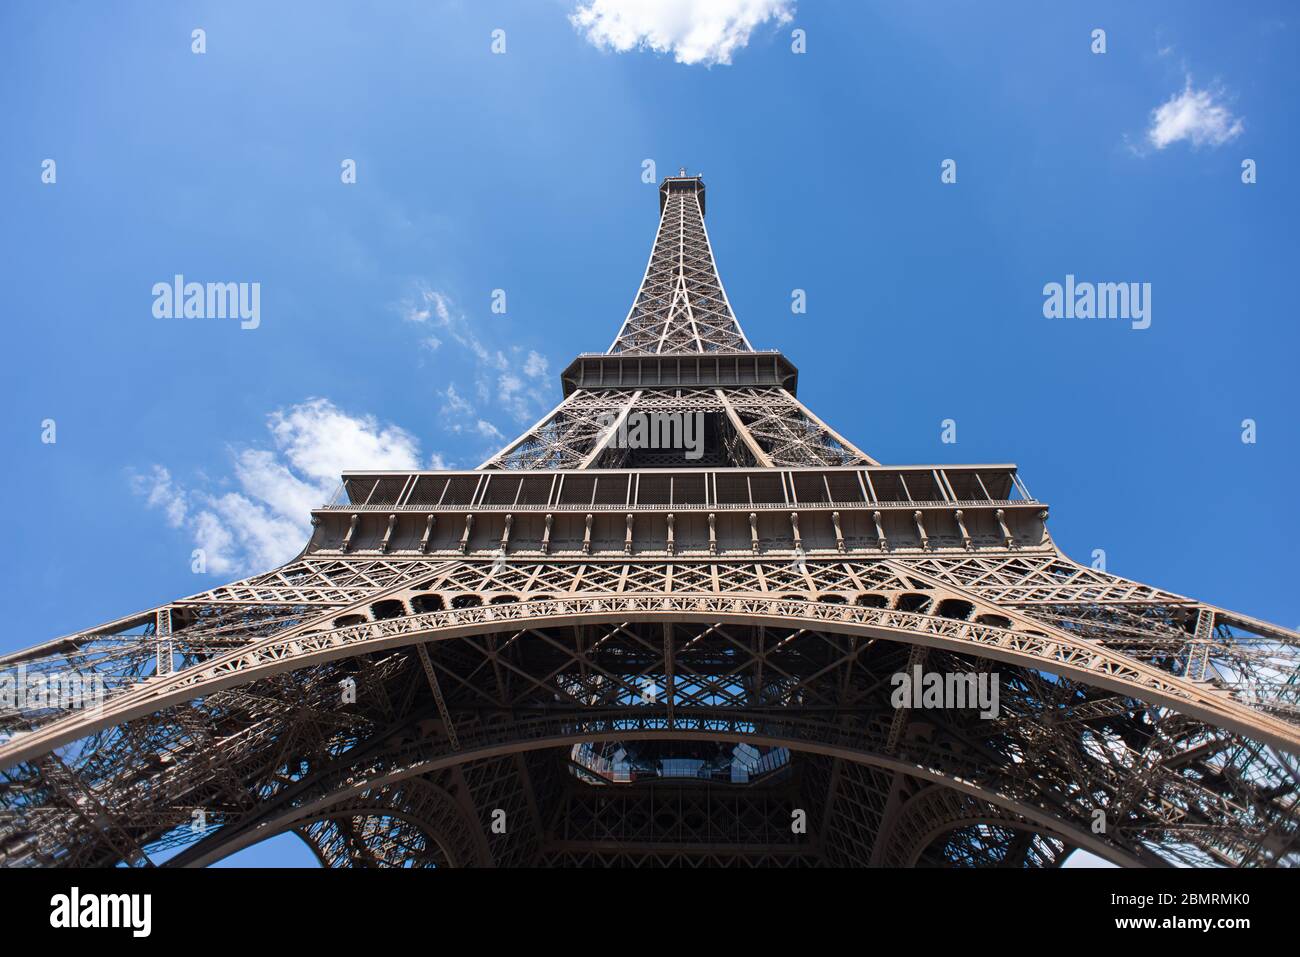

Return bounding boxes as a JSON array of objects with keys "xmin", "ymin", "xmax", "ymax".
[{"xmin": 3, "ymin": 171, "xmax": 1298, "ymax": 869}]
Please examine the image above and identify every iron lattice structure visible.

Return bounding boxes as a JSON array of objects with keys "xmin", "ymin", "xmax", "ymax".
[{"xmin": 3, "ymin": 173, "xmax": 1299, "ymax": 869}]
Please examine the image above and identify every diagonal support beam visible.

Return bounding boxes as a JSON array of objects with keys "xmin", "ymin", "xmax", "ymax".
[{"xmin": 416, "ymin": 642, "xmax": 460, "ymax": 752}]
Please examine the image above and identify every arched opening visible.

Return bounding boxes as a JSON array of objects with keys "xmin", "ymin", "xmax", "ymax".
[
  {"xmin": 895, "ymin": 593, "xmax": 932, "ymax": 614},
  {"xmin": 936, "ymin": 599, "xmax": 974, "ymax": 621},
  {"xmin": 912, "ymin": 822, "xmax": 1068, "ymax": 868},
  {"xmin": 411, "ymin": 594, "xmax": 445, "ymax": 614},
  {"xmin": 975, "ymin": 613, "xmax": 1012, "ymax": 629},
  {"xmin": 332, "ymin": 613, "xmax": 367, "ymax": 629},
  {"xmin": 371, "ymin": 599, "xmax": 407, "ymax": 621},
  {"xmin": 451, "ymin": 594, "xmax": 482, "ymax": 609},
  {"xmin": 855, "ymin": 593, "xmax": 888, "ymax": 609},
  {"xmin": 63, "ymin": 600, "xmax": 1270, "ymax": 873},
  {"xmin": 196, "ymin": 733, "xmax": 1113, "ymax": 870}
]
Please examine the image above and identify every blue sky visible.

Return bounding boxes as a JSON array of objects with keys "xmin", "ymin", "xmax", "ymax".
[{"xmin": 2, "ymin": 1, "xmax": 1297, "ymax": 866}]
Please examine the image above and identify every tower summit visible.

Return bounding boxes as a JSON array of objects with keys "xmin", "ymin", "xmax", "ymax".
[
  {"xmin": 610, "ymin": 170, "xmax": 741, "ymax": 354},
  {"xmin": 492, "ymin": 172, "xmax": 869, "ymax": 470},
  {"xmin": 2, "ymin": 174, "xmax": 1298, "ymax": 869}
]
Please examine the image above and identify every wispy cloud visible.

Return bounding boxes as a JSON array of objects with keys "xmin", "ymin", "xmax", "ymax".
[
  {"xmin": 1145, "ymin": 78, "xmax": 1244, "ymax": 150},
  {"xmin": 569, "ymin": 0, "xmax": 795, "ymax": 66},
  {"xmin": 131, "ymin": 398, "xmax": 427, "ymax": 576},
  {"xmin": 523, "ymin": 351, "xmax": 549, "ymax": 378},
  {"xmin": 498, "ymin": 351, "xmax": 551, "ymax": 423},
  {"xmin": 401, "ymin": 284, "xmax": 509, "ymax": 370},
  {"xmin": 439, "ymin": 384, "xmax": 510, "ymax": 445},
  {"xmin": 399, "ymin": 285, "xmax": 555, "ymax": 440},
  {"xmin": 136, "ymin": 280, "xmax": 553, "ymax": 573}
]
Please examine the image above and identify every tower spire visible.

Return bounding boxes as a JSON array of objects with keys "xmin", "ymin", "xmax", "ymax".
[
  {"xmin": 482, "ymin": 174, "xmax": 874, "ymax": 470},
  {"xmin": 608, "ymin": 172, "xmax": 752, "ymax": 355}
]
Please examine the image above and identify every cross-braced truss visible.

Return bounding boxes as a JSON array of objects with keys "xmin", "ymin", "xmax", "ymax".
[
  {"xmin": 609, "ymin": 177, "xmax": 751, "ymax": 355},
  {"xmin": 2, "ymin": 174, "xmax": 1297, "ymax": 869},
  {"xmin": 483, "ymin": 387, "xmax": 871, "ymax": 470}
]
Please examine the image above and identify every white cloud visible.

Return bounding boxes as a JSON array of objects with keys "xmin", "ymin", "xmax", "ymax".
[
  {"xmin": 497, "ymin": 372, "xmax": 530, "ymax": 422},
  {"xmin": 266, "ymin": 398, "xmax": 421, "ymax": 484},
  {"xmin": 439, "ymin": 383, "xmax": 513, "ymax": 444},
  {"xmin": 476, "ymin": 419, "xmax": 506, "ymax": 441},
  {"xmin": 132, "ymin": 399, "xmax": 428, "ymax": 577},
  {"xmin": 130, "ymin": 466, "xmax": 187, "ymax": 528},
  {"xmin": 192, "ymin": 510, "xmax": 238, "ymax": 575},
  {"xmin": 441, "ymin": 383, "xmax": 475, "ymax": 420},
  {"xmin": 570, "ymin": 0, "xmax": 795, "ymax": 66},
  {"xmin": 1147, "ymin": 79, "xmax": 1244, "ymax": 150},
  {"xmin": 401, "ymin": 284, "xmax": 508, "ymax": 370},
  {"xmin": 206, "ymin": 491, "xmax": 308, "ymax": 575},
  {"xmin": 402, "ymin": 286, "xmax": 554, "ymax": 436},
  {"xmin": 523, "ymin": 351, "xmax": 549, "ymax": 378},
  {"xmin": 497, "ymin": 364, "xmax": 554, "ymax": 424}
]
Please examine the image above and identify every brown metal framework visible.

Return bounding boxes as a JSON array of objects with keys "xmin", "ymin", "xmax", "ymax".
[{"xmin": 2, "ymin": 174, "xmax": 1297, "ymax": 869}]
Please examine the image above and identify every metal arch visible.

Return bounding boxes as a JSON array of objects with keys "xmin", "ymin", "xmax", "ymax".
[
  {"xmin": 299, "ymin": 812, "xmax": 453, "ymax": 869},
  {"xmin": 871, "ymin": 785, "xmax": 1072, "ymax": 868},
  {"xmin": 5, "ymin": 596, "xmax": 1296, "ymax": 768},
  {"xmin": 168, "ymin": 722, "xmax": 1144, "ymax": 869},
  {"xmin": 285, "ymin": 778, "xmax": 485, "ymax": 868},
  {"xmin": 10, "ymin": 608, "xmax": 1289, "ymax": 868}
]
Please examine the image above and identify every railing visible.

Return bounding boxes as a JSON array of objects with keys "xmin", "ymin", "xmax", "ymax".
[
  {"xmin": 568, "ymin": 741, "xmax": 792, "ymax": 785},
  {"xmin": 323, "ymin": 465, "xmax": 1035, "ymax": 513}
]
